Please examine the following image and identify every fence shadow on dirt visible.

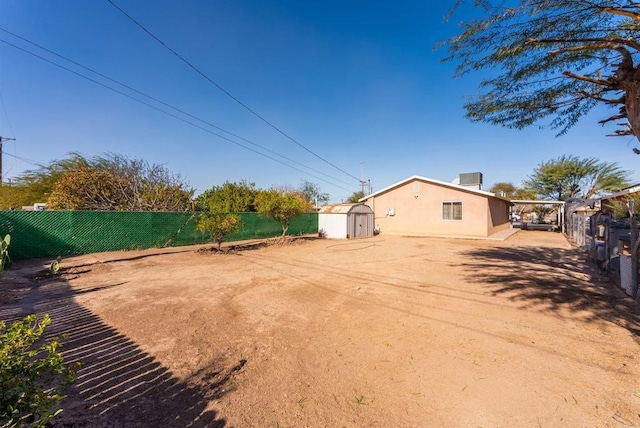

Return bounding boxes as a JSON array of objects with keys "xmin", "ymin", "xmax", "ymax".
[
  {"xmin": 0, "ymin": 263, "xmax": 230, "ymax": 427},
  {"xmin": 458, "ymin": 245, "xmax": 640, "ymax": 338}
]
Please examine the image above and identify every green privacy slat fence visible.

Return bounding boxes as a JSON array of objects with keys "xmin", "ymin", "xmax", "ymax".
[{"xmin": 0, "ymin": 211, "xmax": 318, "ymax": 260}]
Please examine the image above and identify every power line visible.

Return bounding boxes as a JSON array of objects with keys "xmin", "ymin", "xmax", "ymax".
[
  {"xmin": 3, "ymin": 151, "xmax": 44, "ymax": 167},
  {"xmin": 0, "ymin": 135, "xmax": 15, "ymax": 183},
  {"xmin": 0, "ymin": 90, "xmax": 15, "ymax": 137},
  {"xmin": 0, "ymin": 37, "xmax": 355, "ymax": 193},
  {"xmin": 106, "ymin": 0, "xmax": 362, "ymax": 183},
  {"xmin": 0, "ymin": 27, "xmax": 355, "ymax": 189},
  {"xmin": 0, "ymin": 91, "xmax": 18, "ymax": 180}
]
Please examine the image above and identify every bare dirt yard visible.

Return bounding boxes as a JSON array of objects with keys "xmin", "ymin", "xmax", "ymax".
[{"xmin": 2, "ymin": 230, "xmax": 640, "ymax": 427}]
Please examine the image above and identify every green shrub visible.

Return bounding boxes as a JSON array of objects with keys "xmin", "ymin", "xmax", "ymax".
[
  {"xmin": 0, "ymin": 314, "xmax": 79, "ymax": 427},
  {"xmin": 0, "ymin": 234, "xmax": 11, "ymax": 276},
  {"xmin": 196, "ymin": 212, "xmax": 243, "ymax": 250}
]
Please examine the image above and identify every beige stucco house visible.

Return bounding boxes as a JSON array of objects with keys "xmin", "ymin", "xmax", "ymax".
[{"xmin": 359, "ymin": 175, "xmax": 510, "ymax": 238}]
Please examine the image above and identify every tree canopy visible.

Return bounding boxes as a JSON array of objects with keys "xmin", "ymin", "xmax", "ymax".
[
  {"xmin": 489, "ymin": 182, "xmax": 517, "ymax": 199},
  {"xmin": 441, "ymin": 1, "xmax": 640, "ymax": 148},
  {"xmin": 489, "ymin": 182, "xmax": 539, "ymax": 200},
  {"xmin": 524, "ymin": 155, "xmax": 630, "ymax": 200},
  {"xmin": 0, "ymin": 153, "xmax": 89, "ymax": 209},
  {"xmin": 1, "ymin": 152, "xmax": 194, "ymax": 211},
  {"xmin": 193, "ymin": 181, "xmax": 255, "ymax": 250},
  {"xmin": 47, "ymin": 167, "xmax": 125, "ymax": 210},
  {"xmin": 46, "ymin": 153, "xmax": 193, "ymax": 211},
  {"xmin": 346, "ymin": 190, "xmax": 365, "ymax": 203},
  {"xmin": 255, "ymin": 189, "xmax": 310, "ymax": 239},
  {"xmin": 196, "ymin": 212, "xmax": 243, "ymax": 250},
  {"xmin": 194, "ymin": 180, "xmax": 257, "ymax": 213},
  {"xmin": 298, "ymin": 180, "xmax": 329, "ymax": 207}
]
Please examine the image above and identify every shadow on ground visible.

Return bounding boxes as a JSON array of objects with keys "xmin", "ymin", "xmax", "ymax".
[
  {"xmin": 459, "ymin": 245, "xmax": 640, "ymax": 337},
  {"xmin": 0, "ymin": 261, "xmax": 232, "ymax": 427},
  {"xmin": 197, "ymin": 235, "xmax": 319, "ymax": 255}
]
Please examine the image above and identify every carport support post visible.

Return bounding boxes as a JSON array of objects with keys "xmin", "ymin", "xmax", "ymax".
[{"xmin": 633, "ymin": 220, "xmax": 639, "ymax": 301}]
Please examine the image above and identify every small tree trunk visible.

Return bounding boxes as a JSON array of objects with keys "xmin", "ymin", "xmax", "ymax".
[{"xmin": 281, "ymin": 224, "xmax": 289, "ymax": 241}]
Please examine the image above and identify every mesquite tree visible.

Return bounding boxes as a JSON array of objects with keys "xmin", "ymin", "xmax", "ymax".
[
  {"xmin": 440, "ymin": 1, "xmax": 640, "ymax": 149},
  {"xmin": 524, "ymin": 155, "xmax": 630, "ymax": 200},
  {"xmin": 46, "ymin": 153, "xmax": 193, "ymax": 211}
]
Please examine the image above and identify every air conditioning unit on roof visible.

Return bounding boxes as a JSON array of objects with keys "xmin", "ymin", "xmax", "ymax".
[{"xmin": 459, "ymin": 172, "xmax": 483, "ymax": 190}]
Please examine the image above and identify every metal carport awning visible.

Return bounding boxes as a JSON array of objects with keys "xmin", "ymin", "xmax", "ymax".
[{"xmin": 510, "ymin": 200, "xmax": 566, "ymax": 232}]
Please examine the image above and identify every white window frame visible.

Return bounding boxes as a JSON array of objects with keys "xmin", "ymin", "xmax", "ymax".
[{"xmin": 442, "ymin": 201, "xmax": 462, "ymax": 220}]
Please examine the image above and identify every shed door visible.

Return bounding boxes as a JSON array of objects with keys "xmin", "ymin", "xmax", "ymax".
[{"xmin": 353, "ymin": 213, "xmax": 370, "ymax": 238}]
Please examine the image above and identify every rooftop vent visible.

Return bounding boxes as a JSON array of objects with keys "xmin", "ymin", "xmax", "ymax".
[{"xmin": 459, "ymin": 172, "xmax": 483, "ymax": 190}]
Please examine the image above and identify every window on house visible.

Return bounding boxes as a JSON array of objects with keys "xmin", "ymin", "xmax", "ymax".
[{"xmin": 442, "ymin": 202, "xmax": 462, "ymax": 220}]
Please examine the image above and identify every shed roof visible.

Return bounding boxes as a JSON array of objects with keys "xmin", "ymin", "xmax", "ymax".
[
  {"xmin": 359, "ymin": 175, "xmax": 510, "ymax": 203},
  {"xmin": 319, "ymin": 203, "xmax": 374, "ymax": 214}
]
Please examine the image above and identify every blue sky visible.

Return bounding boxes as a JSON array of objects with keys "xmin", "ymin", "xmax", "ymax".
[{"xmin": 0, "ymin": 0, "xmax": 638, "ymax": 202}]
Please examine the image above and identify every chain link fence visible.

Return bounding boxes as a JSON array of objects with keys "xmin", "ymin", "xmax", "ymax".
[{"xmin": 0, "ymin": 211, "xmax": 318, "ymax": 260}]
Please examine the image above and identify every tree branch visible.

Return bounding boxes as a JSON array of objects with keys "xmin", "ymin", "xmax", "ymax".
[
  {"xmin": 607, "ymin": 128, "xmax": 635, "ymax": 136},
  {"xmin": 528, "ymin": 37, "xmax": 640, "ymax": 52},
  {"xmin": 548, "ymin": 42, "xmax": 635, "ymax": 64},
  {"xmin": 578, "ymin": 89, "xmax": 625, "ymax": 104},
  {"xmin": 603, "ymin": 7, "xmax": 640, "ymax": 23},
  {"xmin": 599, "ymin": 113, "xmax": 627, "ymax": 125},
  {"xmin": 563, "ymin": 70, "xmax": 610, "ymax": 86}
]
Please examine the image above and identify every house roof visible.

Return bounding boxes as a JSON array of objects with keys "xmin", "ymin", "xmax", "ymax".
[{"xmin": 359, "ymin": 175, "xmax": 511, "ymax": 203}]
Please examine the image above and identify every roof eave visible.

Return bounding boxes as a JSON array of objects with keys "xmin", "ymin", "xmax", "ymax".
[{"xmin": 359, "ymin": 175, "xmax": 510, "ymax": 202}]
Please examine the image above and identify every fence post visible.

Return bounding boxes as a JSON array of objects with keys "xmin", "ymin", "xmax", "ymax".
[{"xmin": 630, "ymin": 201, "xmax": 639, "ymax": 300}]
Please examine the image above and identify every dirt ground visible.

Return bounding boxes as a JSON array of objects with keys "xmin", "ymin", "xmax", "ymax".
[{"xmin": 2, "ymin": 230, "xmax": 640, "ymax": 427}]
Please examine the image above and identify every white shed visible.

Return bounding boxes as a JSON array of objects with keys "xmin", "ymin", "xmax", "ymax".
[{"xmin": 318, "ymin": 203, "xmax": 375, "ymax": 239}]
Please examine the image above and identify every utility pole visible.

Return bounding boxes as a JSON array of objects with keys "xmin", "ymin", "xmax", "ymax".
[
  {"xmin": 360, "ymin": 160, "xmax": 368, "ymax": 196},
  {"xmin": 0, "ymin": 136, "xmax": 16, "ymax": 185}
]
